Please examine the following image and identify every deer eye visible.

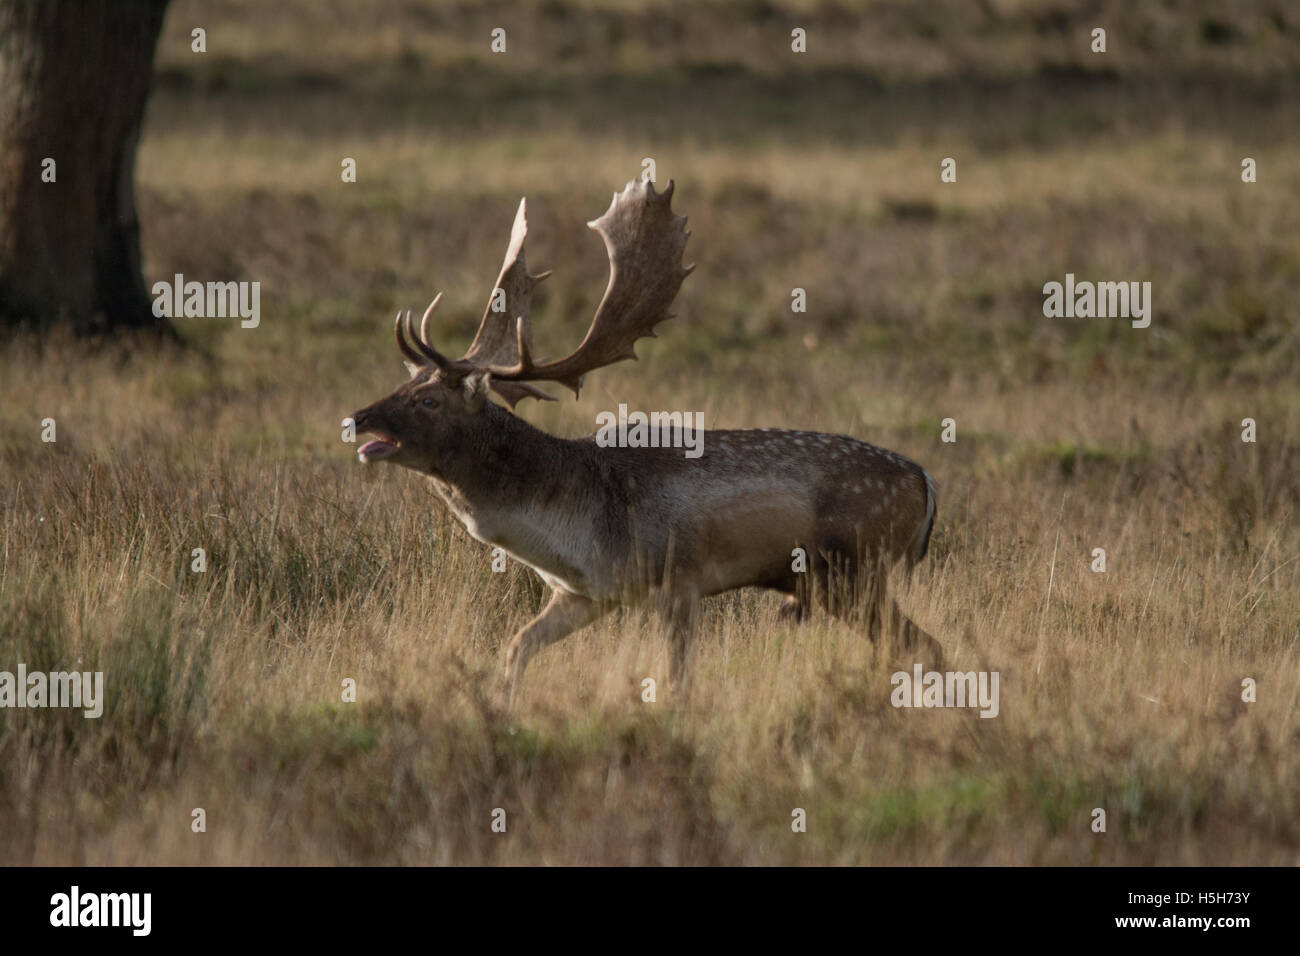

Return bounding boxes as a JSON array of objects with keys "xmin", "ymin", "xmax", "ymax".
[{"xmin": 421, "ymin": 396, "xmax": 438, "ymax": 408}]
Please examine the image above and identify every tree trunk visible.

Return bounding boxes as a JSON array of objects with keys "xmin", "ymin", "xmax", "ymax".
[{"xmin": 0, "ymin": 0, "xmax": 173, "ymax": 337}]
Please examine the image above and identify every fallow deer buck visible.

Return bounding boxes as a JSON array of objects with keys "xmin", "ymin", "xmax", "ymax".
[{"xmin": 350, "ymin": 179, "xmax": 942, "ymax": 702}]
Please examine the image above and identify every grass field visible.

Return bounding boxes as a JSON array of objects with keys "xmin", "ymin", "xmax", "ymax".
[{"xmin": 1, "ymin": 0, "xmax": 1297, "ymax": 864}]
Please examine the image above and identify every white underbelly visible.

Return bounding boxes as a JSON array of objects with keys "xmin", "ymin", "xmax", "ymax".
[{"xmin": 442, "ymin": 497, "xmax": 597, "ymax": 599}]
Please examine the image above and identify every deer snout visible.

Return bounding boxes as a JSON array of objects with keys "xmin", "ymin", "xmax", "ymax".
[{"xmin": 350, "ymin": 406, "xmax": 402, "ymax": 463}]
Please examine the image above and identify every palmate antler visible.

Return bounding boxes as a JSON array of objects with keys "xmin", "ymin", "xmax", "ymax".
[{"xmin": 394, "ymin": 179, "xmax": 693, "ymax": 406}]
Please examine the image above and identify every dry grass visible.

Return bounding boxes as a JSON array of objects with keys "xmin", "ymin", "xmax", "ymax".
[{"xmin": 1, "ymin": 0, "xmax": 1297, "ymax": 864}]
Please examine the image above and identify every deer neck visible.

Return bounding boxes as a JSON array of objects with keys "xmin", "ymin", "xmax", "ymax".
[{"xmin": 426, "ymin": 403, "xmax": 592, "ymax": 552}]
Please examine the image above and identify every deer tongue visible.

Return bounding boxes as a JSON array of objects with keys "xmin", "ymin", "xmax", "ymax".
[{"xmin": 358, "ymin": 439, "xmax": 398, "ymax": 462}]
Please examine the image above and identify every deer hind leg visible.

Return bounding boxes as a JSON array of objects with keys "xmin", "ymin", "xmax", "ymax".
[
  {"xmin": 503, "ymin": 589, "xmax": 604, "ymax": 706},
  {"xmin": 860, "ymin": 551, "xmax": 944, "ymax": 668},
  {"xmin": 816, "ymin": 541, "xmax": 863, "ymax": 621},
  {"xmin": 888, "ymin": 599, "xmax": 943, "ymax": 668}
]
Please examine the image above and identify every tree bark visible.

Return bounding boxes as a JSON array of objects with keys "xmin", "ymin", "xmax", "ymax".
[{"xmin": 0, "ymin": 0, "xmax": 173, "ymax": 337}]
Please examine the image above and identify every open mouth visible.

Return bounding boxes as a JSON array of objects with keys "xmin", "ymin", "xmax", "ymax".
[{"xmin": 358, "ymin": 432, "xmax": 401, "ymax": 463}]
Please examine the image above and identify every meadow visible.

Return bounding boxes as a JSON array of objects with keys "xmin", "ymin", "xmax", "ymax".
[{"xmin": 0, "ymin": 0, "xmax": 1296, "ymax": 864}]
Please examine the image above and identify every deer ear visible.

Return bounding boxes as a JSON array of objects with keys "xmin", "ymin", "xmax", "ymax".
[
  {"xmin": 462, "ymin": 371, "xmax": 490, "ymax": 413},
  {"xmin": 404, "ymin": 360, "xmax": 422, "ymax": 379}
]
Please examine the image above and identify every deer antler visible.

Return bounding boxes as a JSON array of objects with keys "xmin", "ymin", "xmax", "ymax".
[
  {"xmin": 394, "ymin": 179, "xmax": 691, "ymax": 405},
  {"xmin": 459, "ymin": 198, "xmax": 558, "ymax": 407},
  {"xmin": 483, "ymin": 179, "xmax": 693, "ymax": 396},
  {"xmin": 464, "ymin": 198, "xmax": 549, "ymax": 367},
  {"xmin": 397, "ymin": 199, "xmax": 557, "ymax": 407}
]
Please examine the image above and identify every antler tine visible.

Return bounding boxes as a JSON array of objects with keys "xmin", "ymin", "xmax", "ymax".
[
  {"xmin": 406, "ymin": 298, "xmax": 457, "ymax": 371},
  {"xmin": 485, "ymin": 178, "xmax": 693, "ymax": 397},
  {"xmin": 417, "ymin": 293, "xmax": 452, "ymax": 365},
  {"xmin": 514, "ymin": 316, "xmax": 535, "ymax": 373},
  {"xmin": 418, "ymin": 292, "xmax": 443, "ymax": 347},
  {"xmin": 394, "ymin": 311, "xmax": 425, "ymax": 366}
]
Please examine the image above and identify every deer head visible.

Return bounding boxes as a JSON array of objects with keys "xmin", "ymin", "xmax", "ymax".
[{"xmin": 349, "ymin": 179, "xmax": 693, "ymax": 475}]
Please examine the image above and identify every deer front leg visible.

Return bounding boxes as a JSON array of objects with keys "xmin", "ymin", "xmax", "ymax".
[
  {"xmin": 502, "ymin": 589, "xmax": 603, "ymax": 706},
  {"xmin": 660, "ymin": 588, "xmax": 700, "ymax": 697},
  {"xmin": 778, "ymin": 593, "xmax": 808, "ymax": 622}
]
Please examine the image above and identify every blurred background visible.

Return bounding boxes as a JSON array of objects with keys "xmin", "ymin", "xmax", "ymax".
[{"xmin": 139, "ymin": 0, "xmax": 1299, "ymax": 390}]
